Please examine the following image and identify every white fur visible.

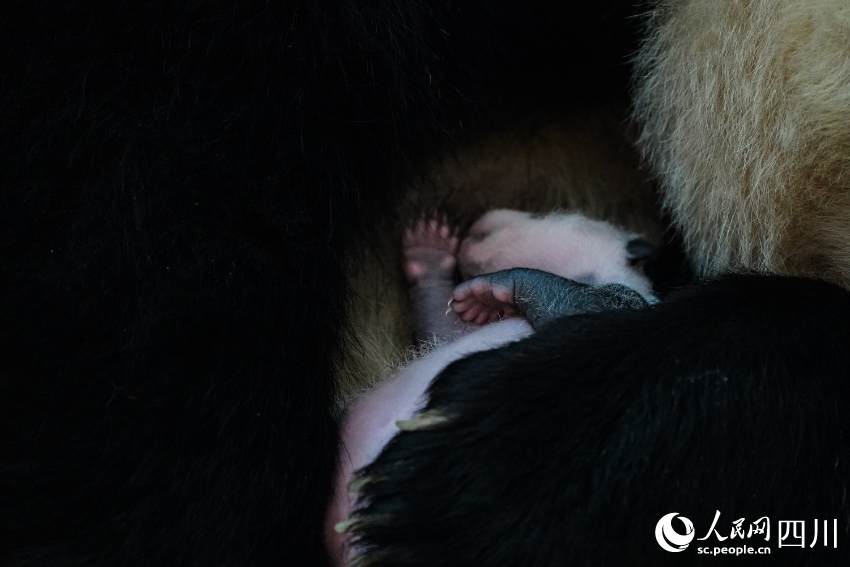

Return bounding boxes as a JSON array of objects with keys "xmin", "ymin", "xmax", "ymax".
[{"xmin": 634, "ymin": 0, "xmax": 850, "ymax": 286}]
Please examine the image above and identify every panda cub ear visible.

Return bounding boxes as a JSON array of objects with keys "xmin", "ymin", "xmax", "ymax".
[{"xmin": 626, "ymin": 238, "xmax": 656, "ymax": 263}]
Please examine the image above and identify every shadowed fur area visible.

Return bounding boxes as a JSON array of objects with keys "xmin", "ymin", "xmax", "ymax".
[
  {"xmin": 634, "ymin": 0, "xmax": 850, "ymax": 286},
  {"xmin": 348, "ymin": 275, "xmax": 850, "ymax": 566},
  {"xmin": 0, "ymin": 1, "xmax": 643, "ymax": 564}
]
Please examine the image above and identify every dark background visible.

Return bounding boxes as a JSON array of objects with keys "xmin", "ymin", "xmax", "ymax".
[{"xmin": 0, "ymin": 2, "xmax": 642, "ymax": 564}]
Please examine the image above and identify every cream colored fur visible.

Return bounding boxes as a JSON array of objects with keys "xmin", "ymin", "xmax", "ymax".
[{"xmin": 634, "ymin": 0, "xmax": 850, "ymax": 285}]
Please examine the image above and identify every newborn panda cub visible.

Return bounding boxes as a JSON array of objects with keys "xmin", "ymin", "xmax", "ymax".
[{"xmin": 325, "ymin": 209, "xmax": 656, "ymax": 565}]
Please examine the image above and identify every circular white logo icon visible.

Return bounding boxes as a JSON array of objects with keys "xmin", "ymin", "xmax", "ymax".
[{"xmin": 655, "ymin": 513, "xmax": 695, "ymax": 552}]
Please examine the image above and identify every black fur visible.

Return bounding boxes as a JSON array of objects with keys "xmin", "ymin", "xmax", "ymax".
[
  {"xmin": 0, "ymin": 1, "xmax": 640, "ymax": 565},
  {"xmin": 351, "ymin": 275, "xmax": 850, "ymax": 566}
]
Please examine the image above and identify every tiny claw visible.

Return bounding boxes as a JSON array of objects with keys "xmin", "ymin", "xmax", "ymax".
[
  {"xmin": 334, "ymin": 519, "xmax": 359, "ymax": 534},
  {"xmin": 347, "ymin": 476, "xmax": 372, "ymax": 494},
  {"xmin": 396, "ymin": 410, "xmax": 449, "ymax": 431}
]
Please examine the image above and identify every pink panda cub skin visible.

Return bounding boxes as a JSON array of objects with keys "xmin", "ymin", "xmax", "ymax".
[
  {"xmin": 325, "ymin": 210, "xmax": 655, "ymax": 566},
  {"xmin": 459, "ymin": 209, "xmax": 656, "ymax": 301}
]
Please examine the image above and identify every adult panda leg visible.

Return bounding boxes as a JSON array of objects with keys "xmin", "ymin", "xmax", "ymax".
[{"xmin": 345, "ymin": 274, "xmax": 850, "ymax": 566}]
